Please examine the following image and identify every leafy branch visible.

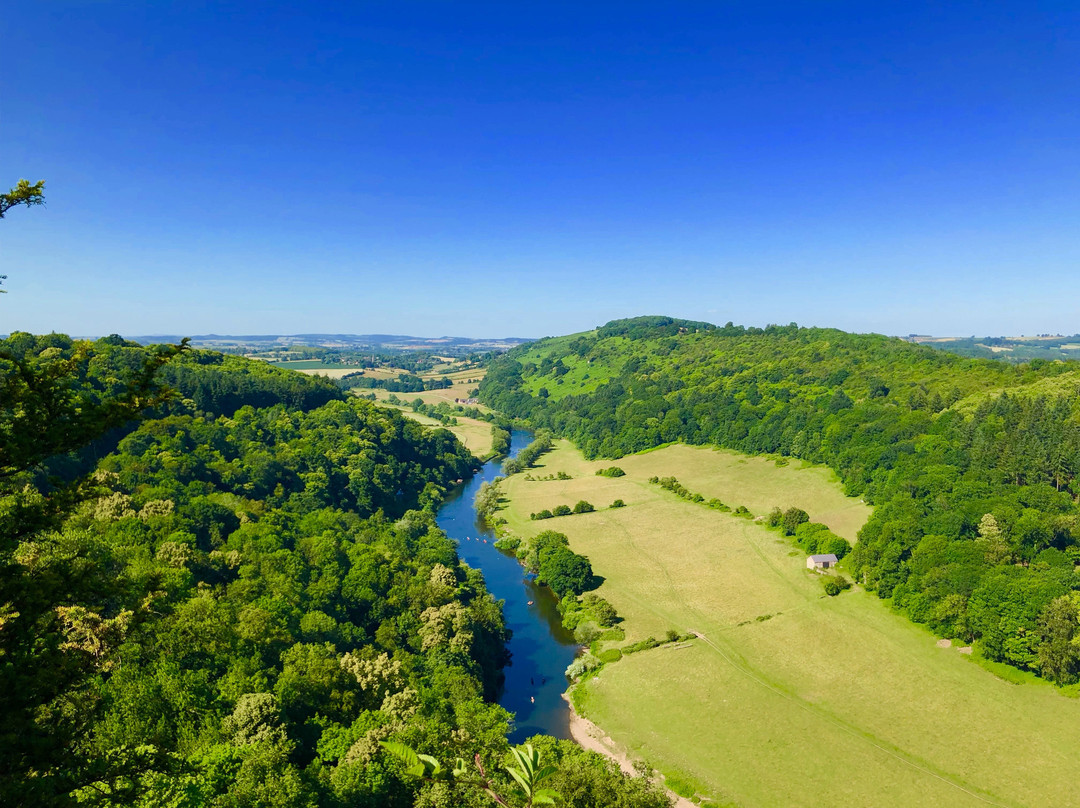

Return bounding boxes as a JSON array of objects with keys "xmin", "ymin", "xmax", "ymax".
[{"xmin": 381, "ymin": 741, "xmax": 560, "ymax": 807}]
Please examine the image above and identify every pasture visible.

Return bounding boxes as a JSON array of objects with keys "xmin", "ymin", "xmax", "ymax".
[
  {"xmin": 355, "ymin": 393, "xmax": 494, "ymax": 457},
  {"xmin": 499, "ymin": 441, "xmax": 1080, "ymax": 807},
  {"xmin": 367, "ymin": 367, "xmax": 491, "ymax": 413}
]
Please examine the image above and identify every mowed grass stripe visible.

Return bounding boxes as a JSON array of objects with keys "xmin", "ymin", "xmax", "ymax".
[{"xmin": 500, "ymin": 441, "xmax": 1080, "ymax": 807}]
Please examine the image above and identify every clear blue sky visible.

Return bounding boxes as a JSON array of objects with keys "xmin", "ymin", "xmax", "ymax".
[{"xmin": 4, "ymin": 2, "xmax": 1079, "ymax": 338}]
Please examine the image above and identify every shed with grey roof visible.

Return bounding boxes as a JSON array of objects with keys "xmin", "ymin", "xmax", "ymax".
[{"xmin": 807, "ymin": 553, "xmax": 838, "ymax": 570}]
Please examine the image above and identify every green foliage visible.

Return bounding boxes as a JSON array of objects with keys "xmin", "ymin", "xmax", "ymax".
[
  {"xmin": 780, "ymin": 507, "xmax": 809, "ymax": 536},
  {"xmin": 538, "ymin": 548, "xmax": 594, "ymax": 598},
  {"xmin": 595, "ymin": 466, "xmax": 626, "ymax": 477},
  {"xmin": 571, "ymin": 500, "xmax": 594, "ymax": 514},
  {"xmin": 610, "ymin": 499, "xmax": 625, "ymax": 508},
  {"xmin": 510, "ymin": 433, "xmax": 554, "ymax": 473},
  {"xmin": 157, "ymin": 349, "xmax": 344, "ymax": 417},
  {"xmin": 490, "ymin": 426, "xmax": 512, "ymax": 458},
  {"xmin": 623, "ymin": 637, "xmax": 660, "ymax": 654},
  {"xmin": 0, "ymin": 178, "xmax": 45, "ymax": 218},
  {"xmin": 822, "ymin": 576, "xmax": 852, "ymax": 597},
  {"xmin": 381, "ymin": 740, "xmax": 564, "ymax": 808},
  {"xmin": 475, "ymin": 479, "xmax": 503, "ymax": 522},
  {"xmin": 0, "ymin": 340, "xmax": 511, "ymax": 806}
]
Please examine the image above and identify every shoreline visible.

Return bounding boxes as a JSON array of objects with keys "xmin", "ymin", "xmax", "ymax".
[{"xmin": 561, "ymin": 693, "xmax": 697, "ymax": 808}]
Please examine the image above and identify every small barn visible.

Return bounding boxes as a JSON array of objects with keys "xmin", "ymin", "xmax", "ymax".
[{"xmin": 807, "ymin": 553, "xmax": 838, "ymax": 570}]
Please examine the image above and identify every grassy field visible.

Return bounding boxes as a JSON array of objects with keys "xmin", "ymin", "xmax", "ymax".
[
  {"xmin": 355, "ymin": 393, "xmax": 495, "ymax": 457},
  {"xmin": 499, "ymin": 441, "xmax": 1080, "ymax": 807},
  {"xmin": 366, "ymin": 368, "xmax": 491, "ymax": 413},
  {"xmin": 268, "ymin": 359, "xmax": 362, "ymax": 378}
]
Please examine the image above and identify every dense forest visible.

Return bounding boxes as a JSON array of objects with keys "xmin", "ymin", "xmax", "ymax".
[
  {"xmin": 479, "ymin": 316, "xmax": 1080, "ymax": 684},
  {"xmin": 0, "ymin": 333, "xmax": 671, "ymax": 807}
]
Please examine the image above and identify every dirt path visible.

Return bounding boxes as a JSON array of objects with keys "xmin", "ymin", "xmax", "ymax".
[{"xmin": 562, "ymin": 694, "xmax": 697, "ymax": 808}]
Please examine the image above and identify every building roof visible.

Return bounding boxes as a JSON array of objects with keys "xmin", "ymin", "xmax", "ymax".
[{"xmin": 808, "ymin": 554, "xmax": 839, "ymax": 563}]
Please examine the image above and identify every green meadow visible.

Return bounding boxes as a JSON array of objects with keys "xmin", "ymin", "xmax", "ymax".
[{"xmin": 499, "ymin": 441, "xmax": 1080, "ymax": 807}]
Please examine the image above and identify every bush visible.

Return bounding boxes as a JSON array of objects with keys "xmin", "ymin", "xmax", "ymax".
[
  {"xmin": 531, "ymin": 509, "xmax": 553, "ymax": 520},
  {"xmin": 623, "ymin": 637, "xmax": 660, "ymax": 654},
  {"xmin": 596, "ymin": 466, "xmax": 626, "ymax": 477},
  {"xmin": 767, "ymin": 506, "xmax": 783, "ymax": 527},
  {"xmin": 493, "ymin": 536, "xmax": 520, "ymax": 551},
  {"xmin": 565, "ymin": 653, "xmax": 601, "ymax": 680},
  {"xmin": 822, "ymin": 575, "xmax": 852, "ymax": 596},
  {"xmin": 610, "ymin": 499, "xmax": 625, "ymax": 508},
  {"xmin": 575, "ymin": 621, "xmax": 601, "ymax": 643},
  {"xmin": 665, "ymin": 628, "xmax": 680, "ymax": 642},
  {"xmin": 572, "ymin": 500, "xmax": 595, "ymax": 514},
  {"xmin": 597, "ymin": 648, "xmax": 623, "ymax": 664},
  {"xmin": 553, "ymin": 504, "xmax": 572, "ymax": 517}
]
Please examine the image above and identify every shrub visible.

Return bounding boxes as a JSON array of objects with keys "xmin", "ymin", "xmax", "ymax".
[
  {"xmin": 565, "ymin": 653, "xmax": 601, "ymax": 680},
  {"xmin": 598, "ymin": 648, "xmax": 623, "ymax": 664},
  {"xmin": 531, "ymin": 509, "xmax": 553, "ymax": 520},
  {"xmin": 623, "ymin": 637, "xmax": 660, "ymax": 654},
  {"xmin": 767, "ymin": 506, "xmax": 784, "ymax": 527},
  {"xmin": 610, "ymin": 499, "xmax": 625, "ymax": 508},
  {"xmin": 822, "ymin": 576, "xmax": 852, "ymax": 596},
  {"xmin": 665, "ymin": 628, "xmax": 680, "ymax": 642},
  {"xmin": 572, "ymin": 500, "xmax": 595, "ymax": 514},
  {"xmin": 596, "ymin": 466, "xmax": 626, "ymax": 478},
  {"xmin": 553, "ymin": 504, "xmax": 572, "ymax": 517},
  {"xmin": 574, "ymin": 621, "xmax": 601, "ymax": 644},
  {"xmin": 493, "ymin": 536, "xmax": 520, "ymax": 551}
]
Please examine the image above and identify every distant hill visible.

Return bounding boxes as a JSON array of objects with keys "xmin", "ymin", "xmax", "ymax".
[
  {"xmin": 124, "ymin": 332, "xmax": 532, "ymax": 354},
  {"xmin": 906, "ymin": 333, "xmax": 1080, "ymax": 363}
]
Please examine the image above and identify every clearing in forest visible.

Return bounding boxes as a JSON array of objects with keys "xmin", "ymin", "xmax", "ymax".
[{"xmin": 499, "ymin": 440, "xmax": 1080, "ymax": 808}]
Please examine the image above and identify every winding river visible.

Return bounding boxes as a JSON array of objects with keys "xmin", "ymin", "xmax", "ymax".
[{"xmin": 436, "ymin": 429, "xmax": 579, "ymax": 742}]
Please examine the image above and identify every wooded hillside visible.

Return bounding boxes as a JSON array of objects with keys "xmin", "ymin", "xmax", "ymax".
[{"xmin": 480, "ymin": 316, "xmax": 1080, "ymax": 683}]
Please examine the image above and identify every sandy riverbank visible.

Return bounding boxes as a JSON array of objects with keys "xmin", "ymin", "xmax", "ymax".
[{"xmin": 561, "ymin": 694, "xmax": 697, "ymax": 808}]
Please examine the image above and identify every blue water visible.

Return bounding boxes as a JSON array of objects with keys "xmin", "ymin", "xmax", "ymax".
[{"xmin": 436, "ymin": 429, "xmax": 579, "ymax": 741}]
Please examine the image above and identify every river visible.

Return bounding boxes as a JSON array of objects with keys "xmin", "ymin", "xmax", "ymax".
[{"xmin": 435, "ymin": 428, "xmax": 579, "ymax": 742}]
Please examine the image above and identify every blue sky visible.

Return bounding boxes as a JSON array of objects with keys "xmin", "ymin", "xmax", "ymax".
[{"xmin": 3, "ymin": 2, "xmax": 1079, "ymax": 338}]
